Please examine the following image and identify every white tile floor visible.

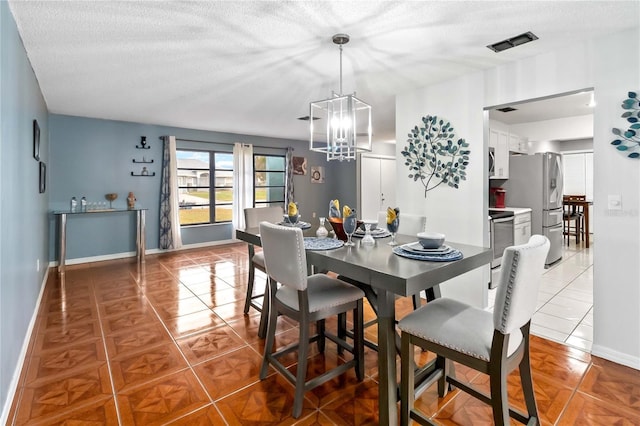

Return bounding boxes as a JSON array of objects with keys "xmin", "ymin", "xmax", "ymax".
[{"xmin": 489, "ymin": 236, "xmax": 593, "ymax": 352}]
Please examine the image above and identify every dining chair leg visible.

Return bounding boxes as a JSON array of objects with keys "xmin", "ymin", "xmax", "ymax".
[
  {"xmin": 293, "ymin": 319, "xmax": 310, "ymax": 418},
  {"xmin": 337, "ymin": 312, "xmax": 346, "ymax": 355},
  {"xmin": 489, "ymin": 361, "xmax": 510, "ymax": 426},
  {"xmin": 520, "ymin": 327, "xmax": 539, "ymax": 420},
  {"xmin": 316, "ymin": 319, "xmax": 326, "ymax": 354},
  {"xmin": 354, "ymin": 300, "xmax": 364, "ymax": 380},
  {"xmin": 257, "ymin": 278, "xmax": 274, "ymax": 339},
  {"xmin": 412, "ymin": 293, "xmax": 422, "ymax": 310},
  {"xmin": 400, "ymin": 333, "xmax": 415, "ymax": 426},
  {"xmin": 436, "ymin": 355, "xmax": 449, "ymax": 397},
  {"xmin": 244, "ymin": 264, "xmax": 256, "ymax": 314},
  {"xmin": 260, "ymin": 281, "xmax": 278, "ymax": 380}
]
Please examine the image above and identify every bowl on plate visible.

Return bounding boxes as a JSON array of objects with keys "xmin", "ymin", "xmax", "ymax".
[
  {"xmin": 417, "ymin": 232, "xmax": 445, "ymax": 249},
  {"xmin": 360, "ymin": 219, "xmax": 378, "ymax": 231}
]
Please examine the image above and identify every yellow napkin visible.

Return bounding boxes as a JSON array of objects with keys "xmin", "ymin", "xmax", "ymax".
[
  {"xmin": 329, "ymin": 199, "xmax": 341, "ymax": 218},
  {"xmin": 288, "ymin": 202, "xmax": 298, "ymax": 216},
  {"xmin": 342, "ymin": 205, "xmax": 353, "ymax": 218},
  {"xmin": 386, "ymin": 207, "xmax": 398, "ymax": 224}
]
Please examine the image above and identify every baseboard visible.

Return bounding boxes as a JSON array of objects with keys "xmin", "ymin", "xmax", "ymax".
[
  {"xmin": 1, "ymin": 266, "xmax": 49, "ymax": 425},
  {"xmin": 47, "ymin": 239, "xmax": 239, "ymax": 268},
  {"xmin": 591, "ymin": 344, "xmax": 640, "ymax": 370}
]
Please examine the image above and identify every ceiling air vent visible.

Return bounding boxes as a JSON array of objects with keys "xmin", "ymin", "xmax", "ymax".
[
  {"xmin": 496, "ymin": 107, "xmax": 518, "ymax": 113},
  {"xmin": 487, "ymin": 31, "xmax": 538, "ymax": 53}
]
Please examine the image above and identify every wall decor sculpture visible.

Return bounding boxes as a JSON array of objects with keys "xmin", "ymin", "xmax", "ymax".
[
  {"xmin": 401, "ymin": 115, "xmax": 470, "ymax": 198},
  {"xmin": 611, "ymin": 91, "xmax": 640, "ymax": 159}
]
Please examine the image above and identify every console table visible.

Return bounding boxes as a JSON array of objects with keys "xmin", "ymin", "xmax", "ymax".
[{"xmin": 53, "ymin": 208, "xmax": 147, "ymax": 275}]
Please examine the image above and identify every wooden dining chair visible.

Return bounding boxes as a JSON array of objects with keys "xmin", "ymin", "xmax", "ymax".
[
  {"xmin": 398, "ymin": 235, "xmax": 550, "ymax": 426},
  {"xmin": 258, "ymin": 221, "xmax": 365, "ymax": 418},
  {"xmin": 243, "ymin": 206, "xmax": 284, "ymax": 337},
  {"xmin": 563, "ymin": 195, "xmax": 586, "ymax": 245}
]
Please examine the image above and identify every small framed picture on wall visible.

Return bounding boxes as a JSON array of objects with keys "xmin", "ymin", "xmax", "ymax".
[
  {"xmin": 310, "ymin": 166, "xmax": 325, "ymax": 183},
  {"xmin": 292, "ymin": 156, "xmax": 307, "ymax": 175},
  {"xmin": 33, "ymin": 119, "xmax": 40, "ymax": 161},
  {"xmin": 39, "ymin": 162, "xmax": 46, "ymax": 193}
]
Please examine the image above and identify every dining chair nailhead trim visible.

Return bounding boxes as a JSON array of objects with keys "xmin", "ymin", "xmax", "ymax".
[
  {"xmin": 424, "ymin": 336, "xmax": 489, "ymax": 361},
  {"xmin": 500, "ymin": 250, "xmax": 519, "ymax": 332}
]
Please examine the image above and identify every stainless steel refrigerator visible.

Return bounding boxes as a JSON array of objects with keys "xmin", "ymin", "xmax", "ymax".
[{"xmin": 504, "ymin": 152, "xmax": 564, "ymax": 265}]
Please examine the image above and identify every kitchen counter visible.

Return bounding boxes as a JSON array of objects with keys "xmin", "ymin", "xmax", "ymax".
[{"xmin": 489, "ymin": 207, "xmax": 532, "ymax": 215}]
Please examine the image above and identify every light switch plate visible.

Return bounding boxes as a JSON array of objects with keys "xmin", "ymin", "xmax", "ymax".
[{"xmin": 607, "ymin": 194, "xmax": 622, "ymax": 210}]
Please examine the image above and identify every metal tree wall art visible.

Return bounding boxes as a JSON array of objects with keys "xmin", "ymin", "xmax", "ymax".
[
  {"xmin": 611, "ymin": 91, "xmax": 640, "ymax": 159},
  {"xmin": 401, "ymin": 115, "xmax": 470, "ymax": 198}
]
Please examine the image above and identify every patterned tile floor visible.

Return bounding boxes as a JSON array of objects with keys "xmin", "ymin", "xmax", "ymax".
[{"xmin": 7, "ymin": 242, "xmax": 639, "ymax": 425}]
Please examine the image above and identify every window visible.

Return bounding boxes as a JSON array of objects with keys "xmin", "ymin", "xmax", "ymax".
[
  {"xmin": 176, "ymin": 150, "xmax": 234, "ymax": 225},
  {"xmin": 254, "ymin": 154, "xmax": 285, "ymax": 208}
]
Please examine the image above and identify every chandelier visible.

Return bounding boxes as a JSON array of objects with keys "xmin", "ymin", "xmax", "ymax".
[{"xmin": 309, "ymin": 34, "xmax": 372, "ymax": 161}]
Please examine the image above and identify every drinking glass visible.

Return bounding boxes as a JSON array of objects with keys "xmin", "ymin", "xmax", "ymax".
[
  {"xmin": 287, "ymin": 213, "xmax": 300, "ymax": 226},
  {"xmin": 387, "ymin": 217, "xmax": 400, "ymax": 246},
  {"xmin": 343, "ymin": 215, "xmax": 357, "ymax": 246},
  {"xmin": 361, "ymin": 222, "xmax": 375, "ymax": 246}
]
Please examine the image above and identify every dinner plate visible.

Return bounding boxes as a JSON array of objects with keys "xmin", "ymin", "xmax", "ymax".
[
  {"xmin": 277, "ymin": 221, "xmax": 311, "ymax": 229},
  {"xmin": 400, "ymin": 242, "xmax": 453, "ymax": 254},
  {"xmin": 393, "ymin": 246, "xmax": 463, "ymax": 262}
]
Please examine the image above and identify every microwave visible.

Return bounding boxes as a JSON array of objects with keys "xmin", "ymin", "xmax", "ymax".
[{"xmin": 488, "ymin": 147, "xmax": 495, "ymax": 177}]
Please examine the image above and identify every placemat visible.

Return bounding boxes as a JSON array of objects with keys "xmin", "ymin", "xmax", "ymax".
[
  {"xmin": 277, "ymin": 221, "xmax": 311, "ymax": 230},
  {"xmin": 392, "ymin": 246, "xmax": 463, "ymax": 262},
  {"xmin": 304, "ymin": 237, "xmax": 344, "ymax": 251}
]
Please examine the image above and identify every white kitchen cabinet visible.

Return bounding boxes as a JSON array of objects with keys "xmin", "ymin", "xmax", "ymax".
[
  {"xmin": 489, "ymin": 128, "xmax": 509, "ymax": 179},
  {"xmin": 513, "ymin": 210, "xmax": 532, "ymax": 246},
  {"xmin": 509, "ymin": 133, "xmax": 528, "ymax": 154},
  {"xmin": 359, "ymin": 154, "xmax": 396, "ymax": 221}
]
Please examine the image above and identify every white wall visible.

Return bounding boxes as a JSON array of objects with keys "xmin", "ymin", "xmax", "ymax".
[
  {"xmin": 397, "ymin": 27, "xmax": 640, "ymax": 369},
  {"xmin": 396, "ymin": 72, "xmax": 488, "ymax": 308},
  {"xmin": 591, "ymin": 28, "xmax": 640, "ymax": 368},
  {"xmin": 510, "ymin": 114, "xmax": 594, "ymax": 142}
]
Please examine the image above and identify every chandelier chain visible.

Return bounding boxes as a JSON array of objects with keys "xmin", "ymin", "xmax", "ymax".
[{"xmin": 339, "ymin": 44, "xmax": 343, "ymax": 95}]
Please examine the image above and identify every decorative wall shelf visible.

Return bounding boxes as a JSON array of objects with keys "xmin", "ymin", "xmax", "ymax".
[{"xmin": 131, "ymin": 136, "xmax": 154, "ymax": 176}]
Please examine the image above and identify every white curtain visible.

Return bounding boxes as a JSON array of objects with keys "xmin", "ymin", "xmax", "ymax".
[
  {"xmin": 159, "ymin": 136, "xmax": 182, "ymax": 249},
  {"xmin": 232, "ymin": 143, "xmax": 254, "ymax": 230}
]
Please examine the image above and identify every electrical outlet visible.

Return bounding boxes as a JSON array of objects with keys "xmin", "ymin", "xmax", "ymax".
[
  {"xmin": 312, "ymin": 212, "xmax": 316, "ymax": 218},
  {"xmin": 36, "ymin": 259, "xmax": 40, "ymax": 272}
]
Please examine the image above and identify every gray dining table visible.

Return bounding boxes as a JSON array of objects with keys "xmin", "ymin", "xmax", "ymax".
[{"xmin": 235, "ymin": 226, "xmax": 492, "ymax": 425}]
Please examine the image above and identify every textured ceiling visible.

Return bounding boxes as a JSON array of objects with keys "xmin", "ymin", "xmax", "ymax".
[{"xmin": 8, "ymin": 1, "xmax": 640, "ymax": 144}]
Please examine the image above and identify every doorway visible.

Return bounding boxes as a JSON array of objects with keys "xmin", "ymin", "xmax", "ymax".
[{"xmin": 485, "ymin": 89, "xmax": 595, "ymax": 353}]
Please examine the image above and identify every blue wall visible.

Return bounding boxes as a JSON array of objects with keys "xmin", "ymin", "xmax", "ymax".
[
  {"xmin": 0, "ymin": 1, "xmax": 50, "ymax": 413},
  {"xmin": 48, "ymin": 115, "xmax": 356, "ymax": 261},
  {"xmin": 0, "ymin": 2, "xmax": 359, "ymax": 414}
]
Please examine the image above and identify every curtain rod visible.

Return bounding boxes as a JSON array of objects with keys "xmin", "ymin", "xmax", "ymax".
[{"xmin": 164, "ymin": 137, "xmax": 291, "ymax": 151}]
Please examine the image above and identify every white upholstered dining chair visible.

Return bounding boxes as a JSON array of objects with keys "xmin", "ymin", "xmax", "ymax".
[
  {"xmin": 398, "ymin": 235, "xmax": 550, "ymax": 426},
  {"xmin": 242, "ymin": 206, "xmax": 284, "ymax": 337},
  {"xmin": 376, "ymin": 211, "xmax": 426, "ymax": 235},
  {"xmin": 258, "ymin": 221, "xmax": 365, "ymax": 418}
]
